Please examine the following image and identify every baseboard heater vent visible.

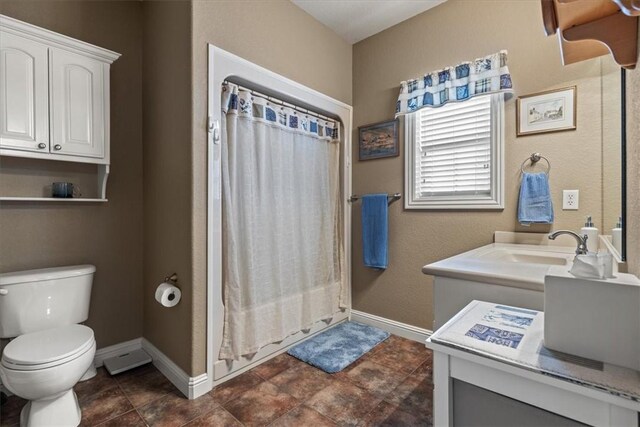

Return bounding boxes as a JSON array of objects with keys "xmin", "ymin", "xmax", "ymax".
[{"xmin": 104, "ymin": 349, "xmax": 152, "ymax": 375}]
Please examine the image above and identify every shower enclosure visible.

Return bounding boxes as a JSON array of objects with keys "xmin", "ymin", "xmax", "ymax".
[{"xmin": 207, "ymin": 46, "xmax": 353, "ymax": 385}]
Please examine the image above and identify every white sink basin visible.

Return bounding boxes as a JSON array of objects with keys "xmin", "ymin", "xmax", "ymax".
[
  {"xmin": 423, "ymin": 243, "xmax": 576, "ymax": 292},
  {"xmin": 477, "ymin": 249, "xmax": 570, "ymax": 266},
  {"xmin": 423, "ymin": 236, "xmax": 579, "ymax": 330}
]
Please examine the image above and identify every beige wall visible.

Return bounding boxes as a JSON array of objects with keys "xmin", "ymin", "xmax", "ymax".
[
  {"xmin": 142, "ymin": 0, "xmax": 195, "ymax": 375},
  {"xmin": 0, "ymin": 0, "xmax": 352, "ymax": 378},
  {"xmin": 188, "ymin": 0, "xmax": 352, "ymax": 376},
  {"xmin": 352, "ymin": 0, "xmax": 617, "ymax": 330},
  {"xmin": 145, "ymin": 0, "xmax": 353, "ymax": 376},
  {"xmin": 626, "ymin": 31, "xmax": 640, "ymax": 276},
  {"xmin": 1, "ymin": 0, "xmax": 633, "ymax": 380},
  {"xmin": 0, "ymin": 1, "xmax": 144, "ymax": 348},
  {"xmin": 602, "ymin": 60, "xmax": 622, "ymax": 233}
]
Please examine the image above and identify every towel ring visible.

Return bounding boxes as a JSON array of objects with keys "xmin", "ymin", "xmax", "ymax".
[{"xmin": 520, "ymin": 153, "xmax": 551, "ymax": 175}]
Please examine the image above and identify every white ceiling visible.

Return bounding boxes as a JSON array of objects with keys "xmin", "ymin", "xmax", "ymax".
[{"xmin": 291, "ymin": 0, "xmax": 447, "ymax": 44}]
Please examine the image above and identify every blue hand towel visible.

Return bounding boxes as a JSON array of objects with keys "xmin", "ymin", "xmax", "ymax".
[
  {"xmin": 518, "ymin": 172, "xmax": 554, "ymax": 225},
  {"xmin": 362, "ymin": 194, "xmax": 389, "ymax": 269}
]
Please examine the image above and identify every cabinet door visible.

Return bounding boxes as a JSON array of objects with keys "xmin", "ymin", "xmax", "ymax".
[
  {"xmin": 0, "ymin": 31, "xmax": 49, "ymax": 152},
  {"xmin": 50, "ymin": 47, "xmax": 105, "ymax": 158}
]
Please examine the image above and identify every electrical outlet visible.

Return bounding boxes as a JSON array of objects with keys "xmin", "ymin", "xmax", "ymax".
[{"xmin": 563, "ymin": 190, "xmax": 579, "ymax": 210}]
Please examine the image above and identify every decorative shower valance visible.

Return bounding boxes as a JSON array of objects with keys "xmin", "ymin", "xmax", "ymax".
[
  {"xmin": 395, "ymin": 50, "xmax": 513, "ymax": 116},
  {"xmin": 222, "ymin": 83, "xmax": 340, "ymax": 142}
]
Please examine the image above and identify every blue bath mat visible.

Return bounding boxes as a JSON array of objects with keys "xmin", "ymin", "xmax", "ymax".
[{"xmin": 287, "ymin": 321, "xmax": 390, "ymax": 373}]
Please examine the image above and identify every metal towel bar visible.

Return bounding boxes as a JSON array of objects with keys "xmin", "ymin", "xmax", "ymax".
[{"xmin": 348, "ymin": 193, "xmax": 402, "ymax": 204}]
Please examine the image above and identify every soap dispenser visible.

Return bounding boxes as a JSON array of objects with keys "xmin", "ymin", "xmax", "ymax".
[
  {"xmin": 581, "ymin": 216, "xmax": 599, "ymax": 253},
  {"xmin": 612, "ymin": 216, "xmax": 623, "ymax": 255}
]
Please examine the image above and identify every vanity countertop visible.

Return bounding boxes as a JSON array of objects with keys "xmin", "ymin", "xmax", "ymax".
[
  {"xmin": 422, "ymin": 242, "xmax": 576, "ymax": 292},
  {"xmin": 427, "ymin": 300, "xmax": 640, "ymax": 421}
]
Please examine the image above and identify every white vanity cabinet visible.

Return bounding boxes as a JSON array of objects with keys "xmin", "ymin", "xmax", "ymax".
[{"xmin": 0, "ymin": 14, "xmax": 120, "ymax": 201}]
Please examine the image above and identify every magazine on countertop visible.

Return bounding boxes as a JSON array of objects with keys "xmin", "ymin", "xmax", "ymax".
[{"xmin": 430, "ymin": 300, "xmax": 640, "ymax": 403}]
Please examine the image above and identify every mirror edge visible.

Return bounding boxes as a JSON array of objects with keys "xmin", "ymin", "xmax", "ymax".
[{"xmin": 621, "ymin": 67, "xmax": 627, "ymax": 262}]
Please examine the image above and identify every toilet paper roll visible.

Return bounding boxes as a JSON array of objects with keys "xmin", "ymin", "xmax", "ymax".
[{"xmin": 155, "ymin": 282, "xmax": 181, "ymax": 307}]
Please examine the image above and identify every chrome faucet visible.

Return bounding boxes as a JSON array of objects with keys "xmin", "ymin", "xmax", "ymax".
[{"xmin": 548, "ymin": 230, "xmax": 589, "ymax": 255}]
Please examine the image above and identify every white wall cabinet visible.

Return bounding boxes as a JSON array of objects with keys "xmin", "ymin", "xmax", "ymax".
[
  {"xmin": 50, "ymin": 47, "xmax": 107, "ymax": 159},
  {"xmin": 0, "ymin": 31, "xmax": 49, "ymax": 153},
  {"xmin": 0, "ymin": 14, "xmax": 120, "ymax": 201}
]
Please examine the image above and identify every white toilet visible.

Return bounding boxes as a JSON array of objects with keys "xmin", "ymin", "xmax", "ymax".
[{"xmin": 0, "ymin": 265, "xmax": 97, "ymax": 427}]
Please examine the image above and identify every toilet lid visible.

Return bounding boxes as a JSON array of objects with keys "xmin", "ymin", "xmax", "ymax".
[{"xmin": 2, "ymin": 325, "xmax": 94, "ymax": 370}]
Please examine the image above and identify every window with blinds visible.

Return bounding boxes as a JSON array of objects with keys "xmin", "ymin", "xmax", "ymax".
[{"xmin": 405, "ymin": 94, "xmax": 504, "ymax": 209}]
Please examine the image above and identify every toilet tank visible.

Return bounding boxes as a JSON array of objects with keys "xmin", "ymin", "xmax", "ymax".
[{"xmin": 0, "ymin": 265, "xmax": 95, "ymax": 338}]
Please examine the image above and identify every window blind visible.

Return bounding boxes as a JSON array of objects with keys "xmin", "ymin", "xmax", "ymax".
[{"xmin": 417, "ymin": 95, "xmax": 492, "ymax": 196}]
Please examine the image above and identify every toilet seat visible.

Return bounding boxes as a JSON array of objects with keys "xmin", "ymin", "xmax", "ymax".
[{"xmin": 1, "ymin": 324, "xmax": 94, "ymax": 371}]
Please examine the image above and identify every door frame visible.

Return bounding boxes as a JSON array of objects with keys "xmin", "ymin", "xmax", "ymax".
[{"xmin": 206, "ymin": 44, "xmax": 353, "ymax": 387}]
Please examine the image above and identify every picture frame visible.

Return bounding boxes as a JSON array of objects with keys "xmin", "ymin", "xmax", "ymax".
[
  {"xmin": 358, "ymin": 119, "xmax": 399, "ymax": 160},
  {"xmin": 516, "ymin": 86, "xmax": 577, "ymax": 136}
]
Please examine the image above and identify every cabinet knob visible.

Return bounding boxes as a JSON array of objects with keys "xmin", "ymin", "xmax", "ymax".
[
  {"xmin": 53, "ymin": 144, "xmax": 62, "ymax": 151},
  {"xmin": 37, "ymin": 143, "xmax": 47, "ymax": 149}
]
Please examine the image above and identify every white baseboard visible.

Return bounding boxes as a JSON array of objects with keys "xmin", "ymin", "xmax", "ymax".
[
  {"xmin": 141, "ymin": 338, "xmax": 210, "ymax": 400},
  {"xmin": 94, "ymin": 338, "xmax": 143, "ymax": 367},
  {"xmin": 91, "ymin": 337, "xmax": 209, "ymax": 400},
  {"xmin": 350, "ymin": 310, "xmax": 432, "ymax": 344}
]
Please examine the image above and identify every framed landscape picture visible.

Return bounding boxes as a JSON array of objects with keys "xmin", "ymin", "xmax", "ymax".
[
  {"xmin": 516, "ymin": 86, "xmax": 576, "ymax": 136},
  {"xmin": 358, "ymin": 119, "xmax": 399, "ymax": 160}
]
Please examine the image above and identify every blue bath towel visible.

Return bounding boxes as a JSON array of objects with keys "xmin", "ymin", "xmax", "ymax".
[
  {"xmin": 362, "ymin": 194, "xmax": 389, "ymax": 269},
  {"xmin": 518, "ymin": 172, "xmax": 554, "ymax": 225}
]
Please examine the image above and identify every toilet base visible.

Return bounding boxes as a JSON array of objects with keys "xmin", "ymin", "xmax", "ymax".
[
  {"xmin": 20, "ymin": 389, "xmax": 81, "ymax": 427},
  {"xmin": 80, "ymin": 364, "xmax": 97, "ymax": 382}
]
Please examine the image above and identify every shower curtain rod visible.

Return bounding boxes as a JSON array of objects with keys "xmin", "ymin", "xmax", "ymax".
[{"xmin": 224, "ymin": 80, "xmax": 335, "ymax": 123}]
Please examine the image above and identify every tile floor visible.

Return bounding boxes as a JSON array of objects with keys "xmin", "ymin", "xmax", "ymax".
[{"xmin": 0, "ymin": 335, "xmax": 433, "ymax": 427}]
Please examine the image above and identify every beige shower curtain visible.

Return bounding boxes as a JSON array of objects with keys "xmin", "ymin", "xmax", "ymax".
[{"xmin": 219, "ymin": 83, "xmax": 346, "ymax": 360}]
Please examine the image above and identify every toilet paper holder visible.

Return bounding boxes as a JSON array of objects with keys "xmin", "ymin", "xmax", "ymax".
[
  {"xmin": 164, "ymin": 273, "xmax": 178, "ymax": 284},
  {"xmin": 155, "ymin": 274, "xmax": 182, "ymax": 308}
]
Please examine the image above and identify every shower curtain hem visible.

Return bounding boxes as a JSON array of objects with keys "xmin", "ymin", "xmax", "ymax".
[{"xmin": 218, "ymin": 308, "xmax": 347, "ymax": 361}]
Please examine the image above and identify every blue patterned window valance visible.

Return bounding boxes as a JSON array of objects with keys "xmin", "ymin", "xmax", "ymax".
[
  {"xmin": 222, "ymin": 83, "xmax": 340, "ymax": 142},
  {"xmin": 395, "ymin": 50, "xmax": 513, "ymax": 116}
]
